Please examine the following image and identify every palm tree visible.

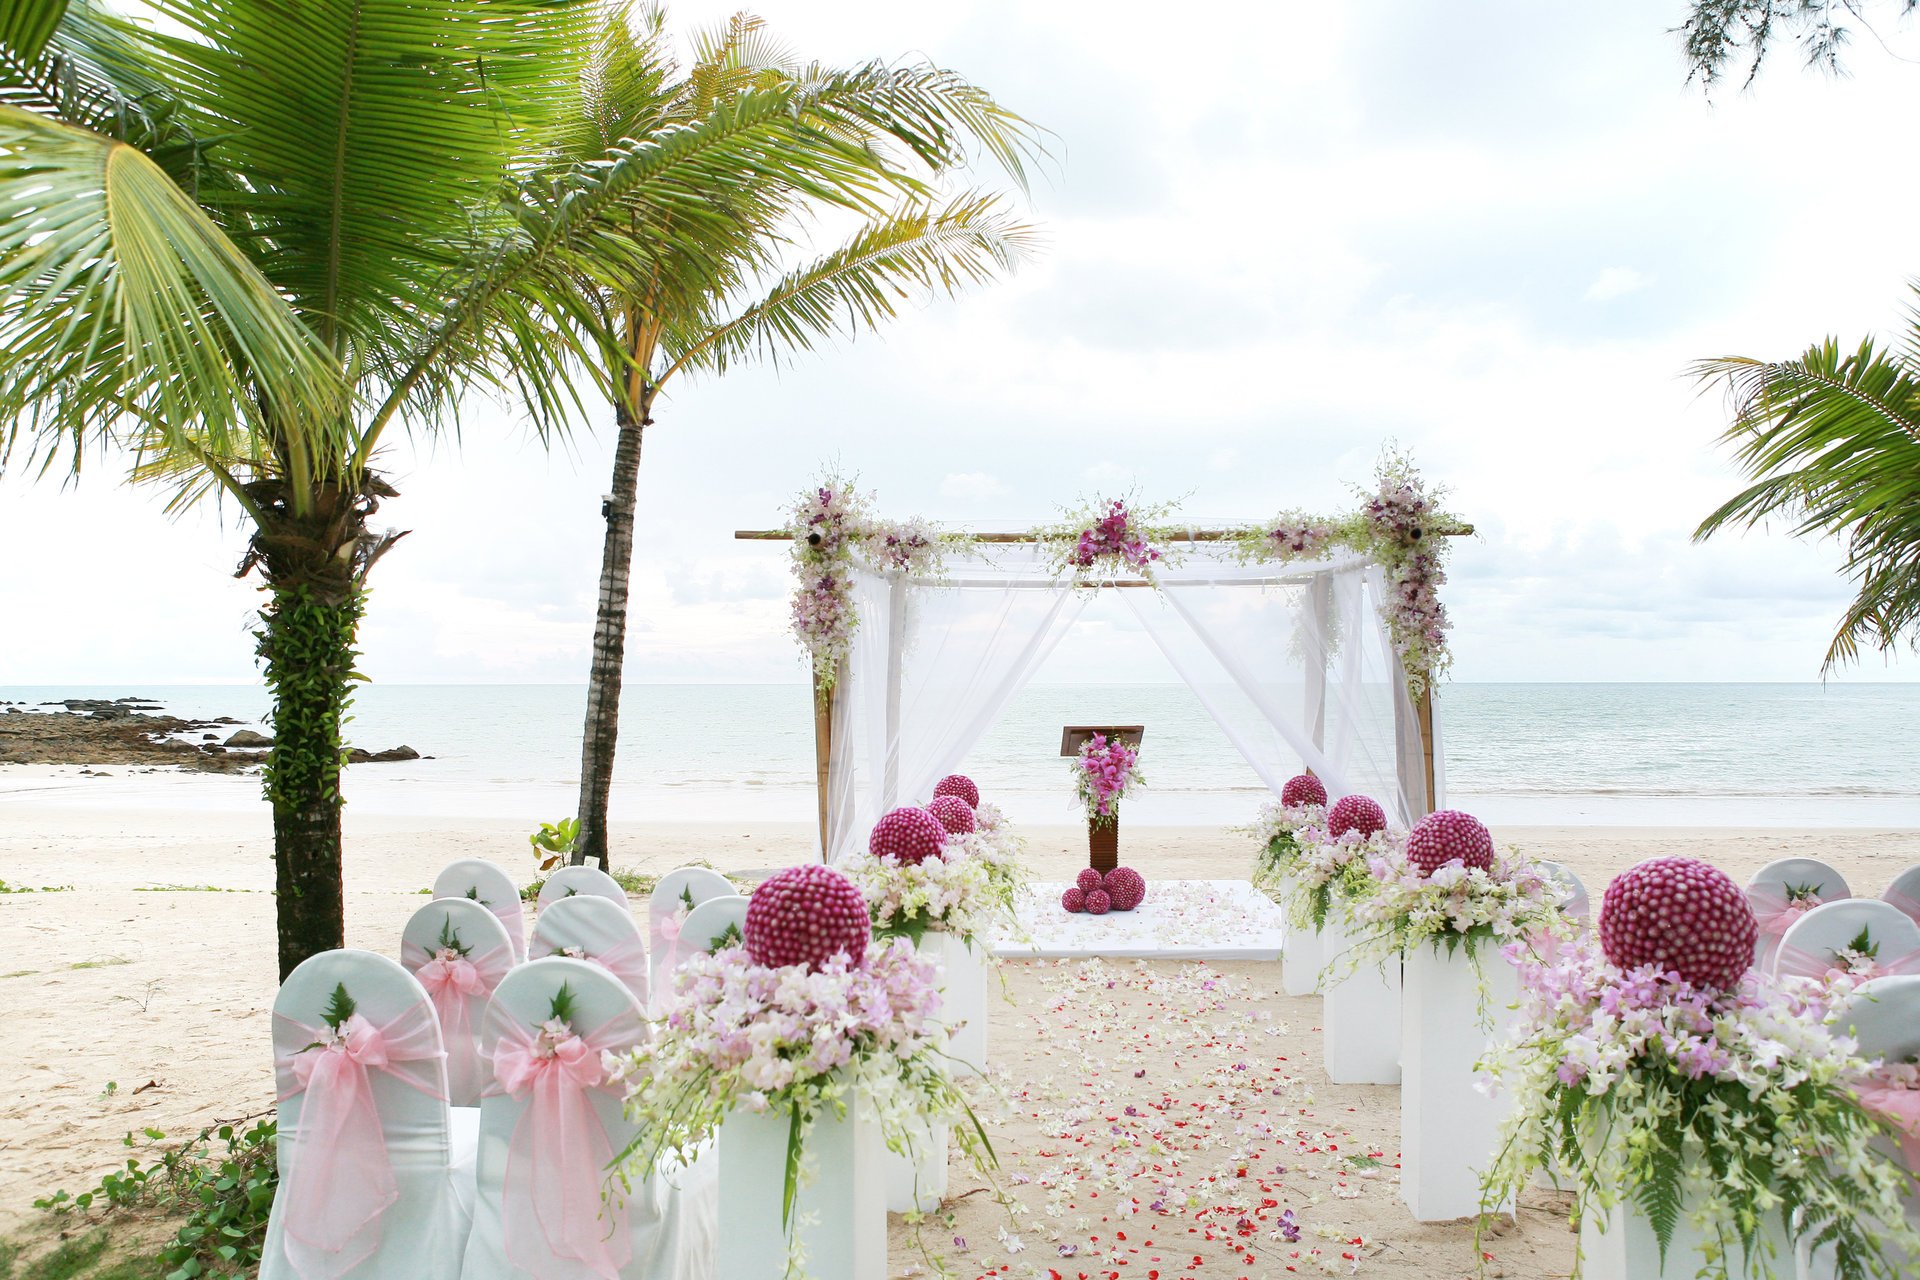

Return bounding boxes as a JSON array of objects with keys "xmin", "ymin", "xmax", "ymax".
[
  {"xmin": 1693, "ymin": 285, "xmax": 1920, "ymax": 671},
  {"xmin": 549, "ymin": 10, "xmax": 1043, "ymax": 868},
  {"xmin": 0, "ymin": 0, "xmax": 907, "ymax": 975}
]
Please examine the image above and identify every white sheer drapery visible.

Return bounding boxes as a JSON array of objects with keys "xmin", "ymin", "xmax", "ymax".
[{"xmin": 823, "ymin": 541, "xmax": 1432, "ymax": 860}]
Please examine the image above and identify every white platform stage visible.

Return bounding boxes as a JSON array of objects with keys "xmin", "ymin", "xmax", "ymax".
[{"xmin": 987, "ymin": 879, "xmax": 1286, "ymax": 961}]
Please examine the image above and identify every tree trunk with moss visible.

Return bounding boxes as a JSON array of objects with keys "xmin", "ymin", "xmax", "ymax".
[
  {"xmin": 573, "ymin": 395, "xmax": 651, "ymax": 868},
  {"xmin": 247, "ymin": 478, "xmax": 403, "ymax": 980}
]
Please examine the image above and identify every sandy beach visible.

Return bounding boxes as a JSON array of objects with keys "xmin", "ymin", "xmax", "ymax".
[{"xmin": 3, "ymin": 771, "xmax": 1918, "ymax": 1274}]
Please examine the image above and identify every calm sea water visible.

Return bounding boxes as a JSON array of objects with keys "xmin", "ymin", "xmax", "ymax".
[{"xmin": 4, "ymin": 683, "xmax": 1918, "ymax": 827}]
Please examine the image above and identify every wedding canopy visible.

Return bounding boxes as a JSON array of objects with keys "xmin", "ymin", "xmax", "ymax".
[{"xmin": 743, "ymin": 460, "xmax": 1466, "ymax": 860}]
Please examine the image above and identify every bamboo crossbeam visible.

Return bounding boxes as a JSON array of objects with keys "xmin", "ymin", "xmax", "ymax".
[{"xmin": 737, "ymin": 526, "xmax": 1473, "ymax": 541}]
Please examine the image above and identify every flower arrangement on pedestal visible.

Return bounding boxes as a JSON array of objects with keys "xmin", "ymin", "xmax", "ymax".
[
  {"xmin": 1243, "ymin": 774, "xmax": 1329, "ymax": 889},
  {"xmin": 951, "ymin": 796, "xmax": 1030, "ymax": 928},
  {"xmin": 1344, "ymin": 810, "xmax": 1569, "ymax": 969},
  {"xmin": 842, "ymin": 805, "xmax": 999, "ymax": 948},
  {"xmin": 613, "ymin": 865, "xmax": 991, "ymax": 1269},
  {"xmin": 1478, "ymin": 857, "xmax": 1920, "ymax": 1280},
  {"xmin": 1271, "ymin": 816, "xmax": 1401, "ymax": 933},
  {"xmin": 1074, "ymin": 733, "xmax": 1141, "ymax": 830}
]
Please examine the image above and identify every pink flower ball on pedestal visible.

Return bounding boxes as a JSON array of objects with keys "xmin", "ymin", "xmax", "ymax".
[
  {"xmin": 928, "ymin": 795, "xmax": 977, "ymax": 836},
  {"xmin": 1598, "ymin": 856, "xmax": 1757, "ymax": 991},
  {"xmin": 1281, "ymin": 774, "xmax": 1328, "ymax": 808},
  {"xmin": 1061, "ymin": 886, "xmax": 1086, "ymax": 913},
  {"xmin": 745, "ymin": 865, "xmax": 871, "ymax": 972},
  {"xmin": 1104, "ymin": 866, "xmax": 1146, "ymax": 911},
  {"xmin": 1076, "ymin": 867, "xmax": 1104, "ymax": 895},
  {"xmin": 1407, "ymin": 810, "xmax": 1495, "ymax": 877},
  {"xmin": 933, "ymin": 774, "xmax": 981, "ymax": 808},
  {"xmin": 1327, "ymin": 794, "xmax": 1387, "ymax": 839},
  {"xmin": 869, "ymin": 806, "xmax": 948, "ymax": 865},
  {"xmin": 1084, "ymin": 889, "xmax": 1112, "ymax": 915}
]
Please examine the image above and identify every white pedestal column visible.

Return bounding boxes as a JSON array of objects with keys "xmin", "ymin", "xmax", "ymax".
[
  {"xmin": 882, "ymin": 1115, "xmax": 952, "ymax": 1214},
  {"xmin": 1321, "ymin": 915, "xmax": 1401, "ymax": 1085},
  {"xmin": 1283, "ymin": 920, "xmax": 1323, "ymax": 997},
  {"xmin": 1580, "ymin": 1196, "xmax": 1789, "ymax": 1280},
  {"xmin": 933, "ymin": 931, "xmax": 989, "ymax": 1077},
  {"xmin": 1400, "ymin": 942, "xmax": 1518, "ymax": 1221},
  {"xmin": 718, "ymin": 1092, "xmax": 885, "ymax": 1280}
]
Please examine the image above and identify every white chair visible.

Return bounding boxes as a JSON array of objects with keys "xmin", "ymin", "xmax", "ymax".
[
  {"xmin": 1773, "ymin": 899, "xmax": 1920, "ymax": 985},
  {"xmin": 463, "ymin": 958, "xmax": 717, "ymax": 1280},
  {"xmin": 680, "ymin": 895, "xmax": 748, "ymax": 955},
  {"xmin": 1746, "ymin": 858, "xmax": 1851, "ymax": 973},
  {"xmin": 647, "ymin": 868, "xmax": 735, "ymax": 1012},
  {"xmin": 434, "ymin": 859, "xmax": 528, "ymax": 963},
  {"xmin": 400, "ymin": 899, "xmax": 515, "ymax": 1108},
  {"xmin": 261, "ymin": 950, "xmax": 476, "ymax": 1280},
  {"xmin": 1882, "ymin": 865, "xmax": 1920, "ymax": 928},
  {"xmin": 537, "ymin": 864, "xmax": 630, "ymax": 912},
  {"xmin": 529, "ymin": 895, "xmax": 649, "ymax": 1010},
  {"xmin": 1536, "ymin": 861, "xmax": 1590, "ymax": 921}
]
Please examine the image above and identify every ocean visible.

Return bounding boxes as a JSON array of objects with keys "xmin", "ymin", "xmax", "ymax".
[{"xmin": 3, "ymin": 683, "xmax": 1918, "ymax": 828}]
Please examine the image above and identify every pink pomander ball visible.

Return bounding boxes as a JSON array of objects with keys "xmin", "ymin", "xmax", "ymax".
[
  {"xmin": 1327, "ymin": 794, "xmax": 1387, "ymax": 839},
  {"xmin": 1084, "ymin": 888, "xmax": 1112, "ymax": 915},
  {"xmin": 1062, "ymin": 886, "xmax": 1086, "ymax": 913},
  {"xmin": 1598, "ymin": 856, "xmax": 1757, "ymax": 991},
  {"xmin": 932, "ymin": 774, "xmax": 981, "ymax": 808},
  {"xmin": 928, "ymin": 794, "xmax": 977, "ymax": 836},
  {"xmin": 1406, "ymin": 810, "xmax": 1495, "ymax": 877},
  {"xmin": 745, "ymin": 865, "xmax": 871, "ymax": 972},
  {"xmin": 869, "ymin": 806, "xmax": 948, "ymax": 865},
  {"xmin": 1104, "ymin": 866, "xmax": 1146, "ymax": 911},
  {"xmin": 1281, "ymin": 773, "xmax": 1328, "ymax": 808},
  {"xmin": 1076, "ymin": 867, "xmax": 1104, "ymax": 894}
]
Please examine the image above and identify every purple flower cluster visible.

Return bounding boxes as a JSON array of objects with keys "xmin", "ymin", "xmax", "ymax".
[
  {"xmin": 1265, "ymin": 521, "xmax": 1335, "ymax": 558},
  {"xmin": 1069, "ymin": 500, "xmax": 1160, "ymax": 573},
  {"xmin": 1366, "ymin": 471, "xmax": 1451, "ymax": 684},
  {"xmin": 1075, "ymin": 732, "xmax": 1140, "ymax": 821}
]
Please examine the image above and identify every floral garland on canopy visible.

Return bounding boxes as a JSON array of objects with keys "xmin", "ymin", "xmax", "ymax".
[{"xmin": 781, "ymin": 451, "xmax": 1464, "ymax": 698}]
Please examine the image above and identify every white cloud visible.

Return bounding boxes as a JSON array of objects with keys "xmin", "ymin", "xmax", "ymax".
[
  {"xmin": 939, "ymin": 471, "xmax": 1010, "ymax": 501},
  {"xmin": 1584, "ymin": 266, "xmax": 1653, "ymax": 302}
]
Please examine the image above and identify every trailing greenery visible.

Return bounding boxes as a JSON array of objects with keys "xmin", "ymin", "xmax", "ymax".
[
  {"xmin": 257, "ymin": 587, "xmax": 363, "ymax": 816},
  {"xmin": 1672, "ymin": 0, "xmax": 1918, "ymax": 91},
  {"xmin": 32, "ymin": 1118, "xmax": 278, "ymax": 1280},
  {"xmin": 1694, "ymin": 287, "xmax": 1920, "ymax": 671}
]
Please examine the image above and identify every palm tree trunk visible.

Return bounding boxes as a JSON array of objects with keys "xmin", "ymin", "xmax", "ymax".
[{"xmin": 573, "ymin": 395, "xmax": 650, "ymax": 867}]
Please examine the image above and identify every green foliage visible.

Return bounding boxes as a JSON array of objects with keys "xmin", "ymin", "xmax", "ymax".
[
  {"xmin": 257, "ymin": 586, "xmax": 364, "ymax": 815},
  {"xmin": 30, "ymin": 1119, "xmax": 277, "ymax": 1280},
  {"xmin": 435, "ymin": 916, "xmax": 469, "ymax": 958},
  {"xmin": 320, "ymin": 982, "xmax": 355, "ymax": 1030},
  {"xmin": 528, "ymin": 818, "xmax": 579, "ymax": 870},
  {"xmin": 1695, "ymin": 291, "xmax": 1920, "ymax": 671},
  {"xmin": 709, "ymin": 921, "xmax": 743, "ymax": 950},
  {"xmin": 1674, "ymin": 0, "xmax": 1915, "ymax": 91},
  {"xmin": 0, "ymin": 881, "xmax": 71, "ymax": 893},
  {"xmin": 548, "ymin": 982, "xmax": 577, "ymax": 1027}
]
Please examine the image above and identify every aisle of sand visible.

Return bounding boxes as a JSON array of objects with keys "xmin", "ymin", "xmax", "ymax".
[{"xmin": 2, "ymin": 781, "xmax": 1916, "ymax": 1275}]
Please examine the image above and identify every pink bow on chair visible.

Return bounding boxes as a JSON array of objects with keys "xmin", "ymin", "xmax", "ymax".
[
  {"xmin": 273, "ymin": 1009, "xmax": 446, "ymax": 1280},
  {"xmin": 405, "ymin": 943, "xmax": 511, "ymax": 1053},
  {"xmin": 491, "ymin": 1016, "xmax": 641, "ymax": 1280},
  {"xmin": 1746, "ymin": 885, "xmax": 1827, "ymax": 939},
  {"xmin": 1774, "ymin": 945, "xmax": 1920, "ymax": 986},
  {"xmin": 1855, "ymin": 1077, "xmax": 1920, "ymax": 1169}
]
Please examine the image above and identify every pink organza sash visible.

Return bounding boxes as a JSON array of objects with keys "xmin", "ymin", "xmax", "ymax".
[
  {"xmin": 1747, "ymin": 884, "xmax": 1840, "ymax": 939},
  {"xmin": 1883, "ymin": 886, "xmax": 1920, "ymax": 927},
  {"xmin": 650, "ymin": 909, "xmax": 688, "ymax": 1004},
  {"xmin": 272, "ymin": 1007, "xmax": 447, "ymax": 1280},
  {"xmin": 489, "ymin": 900, "xmax": 528, "ymax": 960},
  {"xmin": 1856, "ymin": 1077, "xmax": 1920, "ymax": 1169},
  {"xmin": 486, "ymin": 1007, "xmax": 647, "ymax": 1280},
  {"xmin": 1774, "ymin": 943, "xmax": 1920, "ymax": 985},
  {"xmin": 402, "ymin": 940, "xmax": 512, "ymax": 1105},
  {"xmin": 531, "ymin": 935, "xmax": 650, "ymax": 1008}
]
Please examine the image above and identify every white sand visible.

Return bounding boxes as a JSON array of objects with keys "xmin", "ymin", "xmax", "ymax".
[{"xmin": 3, "ymin": 776, "xmax": 1917, "ymax": 1275}]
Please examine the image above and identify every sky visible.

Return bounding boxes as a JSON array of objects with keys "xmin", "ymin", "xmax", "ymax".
[{"xmin": 5, "ymin": 1, "xmax": 1920, "ymax": 687}]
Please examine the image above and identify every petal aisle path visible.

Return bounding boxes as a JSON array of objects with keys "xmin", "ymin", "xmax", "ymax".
[{"xmin": 893, "ymin": 958, "xmax": 1578, "ymax": 1280}]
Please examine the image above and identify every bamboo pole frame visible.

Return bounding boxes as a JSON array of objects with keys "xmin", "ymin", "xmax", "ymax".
[{"xmin": 743, "ymin": 526, "xmax": 1472, "ymax": 857}]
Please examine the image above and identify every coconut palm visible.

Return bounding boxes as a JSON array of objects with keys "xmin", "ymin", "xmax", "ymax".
[
  {"xmin": 549, "ymin": 10, "xmax": 1043, "ymax": 867},
  {"xmin": 0, "ymin": 0, "xmax": 929, "ymax": 974},
  {"xmin": 1693, "ymin": 285, "xmax": 1920, "ymax": 671}
]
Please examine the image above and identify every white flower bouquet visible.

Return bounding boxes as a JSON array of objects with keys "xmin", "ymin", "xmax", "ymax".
[
  {"xmin": 1241, "ymin": 798, "xmax": 1328, "ymax": 890},
  {"xmin": 842, "ymin": 845, "xmax": 997, "ymax": 947},
  {"xmin": 1271, "ymin": 825, "xmax": 1400, "ymax": 932}
]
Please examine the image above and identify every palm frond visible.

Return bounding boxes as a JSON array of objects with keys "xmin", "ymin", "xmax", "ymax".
[
  {"xmin": 790, "ymin": 61, "xmax": 1045, "ymax": 191},
  {"xmin": 668, "ymin": 193, "xmax": 1038, "ymax": 380},
  {"xmin": 0, "ymin": 106, "xmax": 343, "ymax": 484},
  {"xmin": 2, "ymin": 0, "xmax": 66, "ymax": 63},
  {"xmin": 1693, "ymin": 322, "xmax": 1920, "ymax": 671}
]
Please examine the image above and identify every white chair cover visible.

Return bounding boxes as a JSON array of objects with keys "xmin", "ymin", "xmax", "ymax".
[
  {"xmin": 1773, "ymin": 899, "xmax": 1920, "ymax": 984},
  {"xmin": 1746, "ymin": 857, "xmax": 1852, "ymax": 972},
  {"xmin": 1882, "ymin": 866, "xmax": 1920, "ymax": 929},
  {"xmin": 537, "ymin": 865, "xmax": 630, "ymax": 912},
  {"xmin": 261, "ymin": 949, "xmax": 476, "ymax": 1280},
  {"xmin": 646, "ymin": 868, "xmax": 735, "ymax": 1013},
  {"xmin": 530, "ymin": 895, "xmax": 650, "ymax": 1010},
  {"xmin": 434, "ymin": 859, "xmax": 529, "ymax": 963},
  {"xmin": 401, "ymin": 899, "xmax": 515, "ymax": 1108},
  {"xmin": 463, "ymin": 958, "xmax": 717, "ymax": 1280},
  {"xmin": 1828, "ymin": 976, "xmax": 1920, "ymax": 1275},
  {"xmin": 680, "ymin": 896, "xmax": 748, "ymax": 955}
]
